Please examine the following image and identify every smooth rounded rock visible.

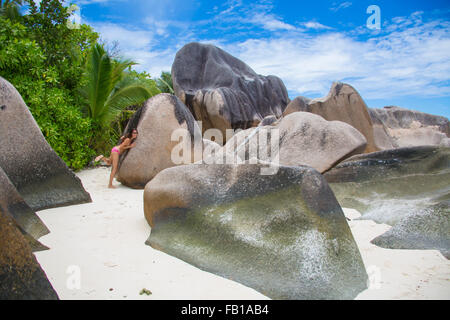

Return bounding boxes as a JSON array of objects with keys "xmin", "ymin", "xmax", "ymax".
[
  {"xmin": 117, "ymin": 93, "xmax": 203, "ymax": 188},
  {"xmin": 223, "ymin": 112, "xmax": 367, "ymax": 173},
  {"xmin": 144, "ymin": 163, "xmax": 368, "ymax": 299},
  {"xmin": 283, "ymin": 82, "xmax": 378, "ymax": 153}
]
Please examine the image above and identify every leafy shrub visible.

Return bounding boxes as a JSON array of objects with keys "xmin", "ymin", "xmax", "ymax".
[{"xmin": 0, "ymin": 17, "xmax": 94, "ymax": 170}]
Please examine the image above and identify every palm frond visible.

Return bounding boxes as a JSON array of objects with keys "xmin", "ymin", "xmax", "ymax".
[
  {"xmin": 84, "ymin": 44, "xmax": 113, "ymax": 121},
  {"xmin": 102, "ymin": 84, "xmax": 152, "ymax": 124},
  {"xmin": 0, "ymin": 0, "xmax": 23, "ymax": 21},
  {"xmin": 110, "ymin": 58, "xmax": 136, "ymax": 92}
]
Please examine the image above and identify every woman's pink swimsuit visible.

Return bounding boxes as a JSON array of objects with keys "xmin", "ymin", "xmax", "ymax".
[{"xmin": 111, "ymin": 146, "xmax": 120, "ymax": 154}]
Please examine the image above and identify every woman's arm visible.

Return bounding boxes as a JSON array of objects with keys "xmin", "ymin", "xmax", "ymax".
[
  {"xmin": 120, "ymin": 138, "xmax": 136, "ymax": 150},
  {"xmin": 122, "ymin": 143, "xmax": 136, "ymax": 150},
  {"xmin": 120, "ymin": 138, "xmax": 131, "ymax": 147}
]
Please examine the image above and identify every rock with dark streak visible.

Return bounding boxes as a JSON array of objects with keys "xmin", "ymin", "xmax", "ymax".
[
  {"xmin": 117, "ymin": 93, "xmax": 203, "ymax": 188},
  {"xmin": 0, "ymin": 77, "xmax": 91, "ymax": 211},
  {"xmin": 171, "ymin": 42, "xmax": 290, "ymax": 139}
]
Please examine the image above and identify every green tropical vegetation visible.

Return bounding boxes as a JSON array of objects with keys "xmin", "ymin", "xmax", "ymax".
[
  {"xmin": 156, "ymin": 71, "xmax": 174, "ymax": 94},
  {"xmin": 0, "ymin": 0, "xmax": 23, "ymax": 22},
  {"xmin": 0, "ymin": 0, "xmax": 172, "ymax": 170},
  {"xmin": 80, "ymin": 43, "xmax": 160, "ymax": 153}
]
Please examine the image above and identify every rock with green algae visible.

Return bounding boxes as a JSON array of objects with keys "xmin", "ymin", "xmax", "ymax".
[
  {"xmin": 324, "ymin": 146, "xmax": 450, "ymax": 258},
  {"xmin": 371, "ymin": 201, "xmax": 450, "ymax": 259},
  {"xmin": 144, "ymin": 163, "xmax": 368, "ymax": 300}
]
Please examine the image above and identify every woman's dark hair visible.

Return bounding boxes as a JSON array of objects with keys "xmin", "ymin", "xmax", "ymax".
[
  {"xmin": 118, "ymin": 128, "xmax": 138, "ymax": 144},
  {"xmin": 127, "ymin": 128, "xmax": 138, "ymax": 140}
]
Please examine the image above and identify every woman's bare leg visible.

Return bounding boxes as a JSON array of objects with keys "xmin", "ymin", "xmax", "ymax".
[
  {"xmin": 108, "ymin": 152, "xmax": 119, "ymax": 188},
  {"xmin": 96, "ymin": 155, "xmax": 112, "ymax": 166}
]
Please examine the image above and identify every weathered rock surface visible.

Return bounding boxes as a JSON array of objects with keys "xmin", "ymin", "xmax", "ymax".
[
  {"xmin": 0, "ymin": 208, "xmax": 58, "ymax": 299},
  {"xmin": 259, "ymin": 115, "xmax": 278, "ymax": 127},
  {"xmin": 144, "ymin": 163, "xmax": 368, "ymax": 299},
  {"xmin": 369, "ymin": 109, "xmax": 397, "ymax": 150},
  {"xmin": 117, "ymin": 93, "xmax": 203, "ymax": 188},
  {"xmin": 200, "ymin": 138, "xmax": 240, "ymax": 165},
  {"xmin": 283, "ymin": 82, "xmax": 378, "ymax": 153},
  {"xmin": 0, "ymin": 77, "xmax": 91, "ymax": 211},
  {"xmin": 324, "ymin": 146, "xmax": 450, "ymax": 258},
  {"xmin": 223, "ymin": 112, "xmax": 367, "ymax": 173},
  {"xmin": 371, "ymin": 201, "xmax": 450, "ymax": 259},
  {"xmin": 0, "ymin": 167, "xmax": 48, "ymax": 251},
  {"xmin": 369, "ymin": 106, "xmax": 450, "ymax": 149},
  {"xmin": 171, "ymin": 42, "xmax": 290, "ymax": 138}
]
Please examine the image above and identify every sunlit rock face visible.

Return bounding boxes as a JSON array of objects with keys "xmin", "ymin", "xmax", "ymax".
[
  {"xmin": 117, "ymin": 93, "xmax": 203, "ymax": 189},
  {"xmin": 0, "ymin": 77, "xmax": 91, "ymax": 211},
  {"xmin": 171, "ymin": 42, "xmax": 290, "ymax": 140},
  {"xmin": 222, "ymin": 112, "xmax": 367, "ymax": 173},
  {"xmin": 283, "ymin": 82, "xmax": 378, "ymax": 153},
  {"xmin": 324, "ymin": 146, "xmax": 450, "ymax": 258},
  {"xmin": 144, "ymin": 163, "xmax": 368, "ymax": 300},
  {"xmin": 369, "ymin": 106, "xmax": 450, "ymax": 149}
]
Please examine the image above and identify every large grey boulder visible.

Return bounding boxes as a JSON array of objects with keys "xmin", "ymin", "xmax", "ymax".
[
  {"xmin": 0, "ymin": 77, "xmax": 91, "ymax": 211},
  {"xmin": 144, "ymin": 163, "xmax": 368, "ymax": 299},
  {"xmin": 369, "ymin": 106, "xmax": 450, "ymax": 149},
  {"xmin": 223, "ymin": 112, "xmax": 367, "ymax": 173},
  {"xmin": 117, "ymin": 94, "xmax": 203, "ymax": 188},
  {"xmin": 171, "ymin": 42, "xmax": 290, "ymax": 139},
  {"xmin": 283, "ymin": 82, "xmax": 378, "ymax": 153},
  {"xmin": 0, "ymin": 208, "xmax": 58, "ymax": 299},
  {"xmin": 324, "ymin": 146, "xmax": 450, "ymax": 258}
]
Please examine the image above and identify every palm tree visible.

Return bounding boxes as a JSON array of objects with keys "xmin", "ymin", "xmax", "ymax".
[
  {"xmin": 81, "ymin": 44, "xmax": 159, "ymax": 151},
  {"xmin": 156, "ymin": 71, "xmax": 174, "ymax": 94},
  {"xmin": 81, "ymin": 43, "xmax": 156, "ymax": 127},
  {"xmin": 0, "ymin": 0, "xmax": 23, "ymax": 21}
]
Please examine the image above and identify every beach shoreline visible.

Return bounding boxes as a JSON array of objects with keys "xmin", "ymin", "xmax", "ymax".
[{"xmin": 34, "ymin": 167, "xmax": 450, "ymax": 300}]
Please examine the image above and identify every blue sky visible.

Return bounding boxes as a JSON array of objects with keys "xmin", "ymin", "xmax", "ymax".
[{"xmin": 44, "ymin": 1, "xmax": 450, "ymax": 117}]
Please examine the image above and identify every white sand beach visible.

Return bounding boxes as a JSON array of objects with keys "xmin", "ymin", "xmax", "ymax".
[{"xmin": 34, "ymin": 167, "xmax": 450, "ymax": 300}]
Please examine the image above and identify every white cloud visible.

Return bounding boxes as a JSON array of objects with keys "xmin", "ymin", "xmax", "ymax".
[
  {"xmin": 250, "ymin": 13, "xmax": 297, "ymax": 31},
  {"xmin": 210, "ymin": 0, "xmax": 297, "ymax": 32},
  {"xmin": 87, "ymin": 9, "xmax": 450, "ymax": 102},
  {"xmin": 91, "ymin": 22, "xmax": 154, "ymax": 50},
  {"xmin": 330, "ymin": 1, "xmax": 352, "ymax": 12},
  {"xmin": 227, "ymin": 16, "xmax": 450, "ymax": 100},
  {"xmin": 302, "ymin": 21, "xmax": 332, "ymax": 30},
  {"xmin": 86, "ymin": 22, "xmax": 170, "ymax": 76}
]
